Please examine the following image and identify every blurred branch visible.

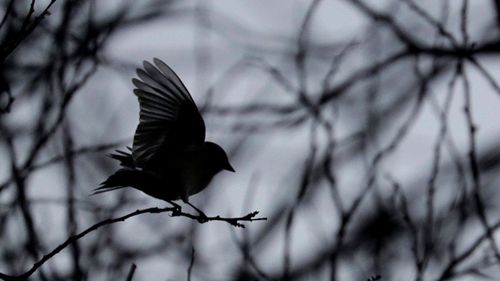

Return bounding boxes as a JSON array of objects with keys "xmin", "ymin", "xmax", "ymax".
[
  {"xmin": 436, "ymin": 218, "xmax": 500, "ymax": 280},
  {"xmin": 0, "ymin": 0, "xmax": 15, "ymax": 29},
  {"xmin": 187, "ymin": 247, "xmax": 195, "ymax": 281},
  {"xmin": 460, "ymin": 61, "xmax": 500, "ymax": 262},
  {"xmin": 347, "ymin": 0, "xmax": 500, "ymax": 57},
  {"xmin": 0, "ymin": 0, "xmax": 56, "ymax": 64},
  {"xmin": 0, "ymin": 73, "xmax": 12, "ymax": 113},
  {"xmin": 0, "ymin": 141, "xmax": 127, "ymax": 192}
]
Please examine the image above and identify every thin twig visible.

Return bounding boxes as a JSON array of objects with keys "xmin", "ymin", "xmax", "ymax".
[
  {"xmin": 125, "ymin": 263, "xmax": 137, "ymax": 281},
  {"xmin": 0, "ymin": 206, "xmax": 266, "ymax": 280}
]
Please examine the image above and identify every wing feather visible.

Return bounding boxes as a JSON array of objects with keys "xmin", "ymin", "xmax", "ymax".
[{"xmin": 131, "ymin": 58, "xmax": 206, "ymax": 167}]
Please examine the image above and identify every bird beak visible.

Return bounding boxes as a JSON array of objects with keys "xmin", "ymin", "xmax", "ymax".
[{"xmin": 225, "ymin": 162, "xmax": 235, "ymax": 172}]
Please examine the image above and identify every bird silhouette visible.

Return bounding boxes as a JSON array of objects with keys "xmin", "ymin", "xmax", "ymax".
[{"xmin": 94, "ymin": 58, "xmax": 234, "ymax": 209}]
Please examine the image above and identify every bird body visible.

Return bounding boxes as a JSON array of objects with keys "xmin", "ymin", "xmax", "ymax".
[{"xmin": 95, "ymin": 58, "xmax": 234, "ymax": 202}]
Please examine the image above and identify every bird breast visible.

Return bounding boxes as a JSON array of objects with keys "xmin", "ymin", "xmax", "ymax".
[
  {"xmin": 178, "ymin": 155, "xmax": 216, "ymax": 196},
  {"xmin": 170, "ymin": 146, "xmax": 218, "ymax": 197}
]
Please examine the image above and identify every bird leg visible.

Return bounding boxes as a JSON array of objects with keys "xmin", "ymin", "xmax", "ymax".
[
  {"xmin": 182, "ymin": 199, "xmax": 208, "ymax": 223},
  {"xmin": 166, "ymin": 200, "xmax": 182, "ymax": 213}
]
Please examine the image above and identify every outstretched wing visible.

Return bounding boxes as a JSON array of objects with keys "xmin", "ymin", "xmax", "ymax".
[{"xmin": 131, "ymin": 58, "xmax": 205, "ymax": 167}]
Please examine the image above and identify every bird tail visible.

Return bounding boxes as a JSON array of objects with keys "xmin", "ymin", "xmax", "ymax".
[
  {"xmin": 108, "ymin": 147, "xmax": 135, "ymax": 168},
  {"xmin": 92, "ymin": 168, "xmax": 141, "ymax": 195}
]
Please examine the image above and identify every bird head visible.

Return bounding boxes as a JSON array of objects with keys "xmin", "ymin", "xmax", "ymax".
[{"xmin": 205, "ymin": 142, "xmax": 235, "ymax": 173}]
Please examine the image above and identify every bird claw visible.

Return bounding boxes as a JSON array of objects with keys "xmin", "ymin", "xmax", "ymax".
[
  {"xmin": 167, "ymin": 200, "xmax": 182, "ymax": 215},
  {"xmin": 182, "ymin": 199, "xmax": 209, "ymax": 222},
  {"xmin": 190, "ymin": 205, "xmax": 208, "ymax": 221},
  {"xmin": 196, "ymin": 214, "xmax": 208, "ymax": 224}
]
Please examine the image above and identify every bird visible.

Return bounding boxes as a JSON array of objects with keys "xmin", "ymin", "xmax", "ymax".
[{"xmin": 94, "ymin": 58, "xmax": 234, "ymax": 208}]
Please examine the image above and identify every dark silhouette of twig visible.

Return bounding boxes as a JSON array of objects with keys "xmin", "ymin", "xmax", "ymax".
[
  {"xmin": 0, "ymin": 206, "xmax": 265, "ymax": 280},
  {"xmin": 125, "ymin": 263, "xmax": 136, "ymax": 281}
]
